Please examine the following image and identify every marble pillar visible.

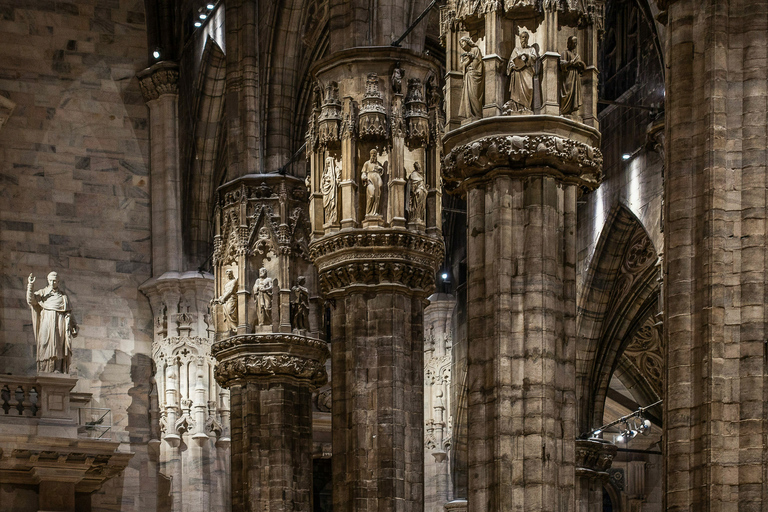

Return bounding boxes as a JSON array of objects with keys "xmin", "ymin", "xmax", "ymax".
[
  {"xmin": 441, "ymin": 2, "xmax": 603, "ymax": 509},
  {"xmin": 211, "ymin": 175, "xmax": 329, "ymax": 512},
  {"xmin": 306, "ymin": 48, "xmax": 445, "ymax": 512}
]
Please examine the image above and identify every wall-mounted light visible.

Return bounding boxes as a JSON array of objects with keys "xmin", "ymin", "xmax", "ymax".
[
  {"xmin": 622, "ymin": 153, "xmax": 632, "ymax": 161},
  {"xmin": 206, "ymin": 3, "xmax": 215, "ymax": 9},
  {"xmin": 199, "ymin": 13, "xmax": 207, "ymax": 19},
  {"xmin": 152, "ymin": 48, "xmax": 161, "ymax": 59},
  {"xmin": 194, "ymin": 21, "xmax": 202, "ymax": 27},
  {"xmin": 441, "ymin": 272, "xmax": 449, "ymax": 281}
]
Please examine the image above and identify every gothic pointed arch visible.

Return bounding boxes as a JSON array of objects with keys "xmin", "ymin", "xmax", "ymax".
[{"xmin": 577, "ymin": 203, "xmax": 660, "ymax": 435}]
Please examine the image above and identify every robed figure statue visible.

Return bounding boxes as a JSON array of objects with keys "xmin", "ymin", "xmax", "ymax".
[
  {"xmin": 27, "ymin": 271, "xmax": 78, "ymax": 373},
  {"xmin": 458, "ymin": 36, "xmax": 484, "ymax": 119}
]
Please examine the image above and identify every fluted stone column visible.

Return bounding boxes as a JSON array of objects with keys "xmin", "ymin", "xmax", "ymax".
[
  {"xmin": 306, "ymin": 47, "xmax": 445, "ymax": 512},
  {"xmin": 211, "ymin": 175, "xmax": 329, "ymax": 512},
  {"xmin": 441, "ymin": 3, "xmax": 603, "ymax": 510},
  {"xmin": 138, "ymin": 61, "xmax": 231, "ymax": 512}
]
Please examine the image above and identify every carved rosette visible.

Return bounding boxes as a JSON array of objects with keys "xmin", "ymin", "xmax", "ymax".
[
  {"xmin": 137, "ymin": 61, "xmax": 179, "ymax": 102},
  {"xmin": 309, "ymin": 229, "xmax": 444, "ymax": 297},
  {"xmin": 212, "ymin": 333, "xmax": 329, "ymax": 387},
  {"xmin": 358, "ymin": 73, "xmax": 388, "ymax": 140},
  {"xmin": 575, "ymin": 438, "xmax": 618, "ymax": 480}
]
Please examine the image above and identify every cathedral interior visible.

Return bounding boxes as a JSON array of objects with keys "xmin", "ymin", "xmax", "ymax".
[{"xmin": 0, "ymin": 0, "xmax": 760, "ymax": 511}]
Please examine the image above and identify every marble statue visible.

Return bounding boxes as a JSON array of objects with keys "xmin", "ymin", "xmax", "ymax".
[
  {"xmin": 253, "ymin": 267, "xmax": 273, "ymax": 327},
  {"xmin": 212, "ymin": 268, "xmax": 238, "ymax": 333},
  {"xmin": 458, "ymin": 36, "xmax": 484, "ymax": 119},
  {"xmin": 291, "ymin": 276, "xmax": 310, "ymax": 331},
  {"xmin": 507, "ymin": 31, "xmax": 538, "ymax": 113},
  {"xmin": 361, "ymin": 149, "xmax": 384, "ymax": 216},
  {"xmin": 321, "ymin": 156, "xmax": 340, "ymax": 224},
  {"xmin": 26, "ymin": 271, "xmax": 77, "ymax": 373},
  {"xmin": 408, "ymin": 162, "xmax": 428, "ymax": 222},
  {"xmin": 560, "ymin": 35, "xmax": 586, "ymax": 116}
]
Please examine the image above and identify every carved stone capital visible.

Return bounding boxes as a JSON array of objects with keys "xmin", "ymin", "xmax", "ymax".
[
  {"xmin": 137, "ymin": 61, "xmax": 180, "ymax": 102},
  {"xmin": 442, "ymin": 116, "xmax": 602, "ymax": 195},
  {"xmin": 575, "ymin": 438, "xmax": 618, "ymax": 480},
  {"xmin": 212, "ymin": 333, "xmax": 329, "ymax": 387},
  {"xmin": 309, "ymin": 229, "xmax": 444, "ymax": 296}
]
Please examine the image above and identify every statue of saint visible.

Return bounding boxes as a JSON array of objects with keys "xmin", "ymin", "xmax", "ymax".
[
  {"xmin": 458, "ymin": 36, "xmax": 484, "ymax": 119},
  {"xmin": 26, "ymin": 272, "xmax": 77, "ymax": 373},
  {"xmin": 506, "ymin": 31, "xmax": 538, "ymax": 113},
  {"xmin": 361, "ymin": 149, "xmax": 384, "ymax": 217},
  {"xmin": 212, "ymin": 268, "xmax": 238, "ymax": 333},
  {"xmin": 291, "ymin": 276, "xmax": 310, "ymax": 332},
  {"xmin": 391, "ymin": 66, "xmax": 404, "ymax": 94},
  {"xmin": 560, "ymin": 36, "xmax": 586, "ymax": 116},
  {"xmin": 253, "ymin": 267, "xmax": 273, "ymax": 327},
  {"xmin": 321, "ymin": 156, "xmax": 340, "ymax": 224},
  {"xmin": 408, "ymin": 162, "xmax": 428, "ymax": 222}
]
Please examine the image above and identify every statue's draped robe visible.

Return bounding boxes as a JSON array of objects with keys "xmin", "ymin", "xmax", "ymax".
[
  {"xmin": 458, "ymin": 46, "xmax": 483, "ymax": 118},
  {"xmin": 560, "ymin": 49, "xmax": 583, "ymax": 115},
  {"xmin": 509, "ymin": 46, "xmax": 537, "ymax": 111},
  {"xmin": 254, "ymin": 277, "xmax": 273, "ymax": 326},
  {"xmin": 220, "ymin": 277, "xmax": 238, "ymax": 332},
  {"xmin": 321, "ymin": 161, "xmax": 339, "ymax": 223},
  {"xmin": 408, "ymin": 170, "xmax": 427, "ymax": 221},
  {"xmin": 361, "ymin": 161, "xmax": 383, "ymax": 216},
  {"xmin": 28, "ymin": 286, "xmax": 74, "ymax": 372}
]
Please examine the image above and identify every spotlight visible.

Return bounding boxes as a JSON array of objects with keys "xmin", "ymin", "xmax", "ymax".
[
  {"xmin": 441, "ymin": 273, "xmax": 449, "ymax": 281},
  {"xmin": 616, "ymin": 433, "xmax": 625, "ymax": 443},
  {"xmin": 194, "ymin": 21, "xmax": 202, "ymax": 27},
  {"xmin": 206, "ymin": 3, "xmax": 215, "ymax": 9},
  {"xmin": 199, "ymin": 13, "xmax": 207, "ymax": 19},
  {"xmin": 622, "ymin": 153, "xmax": 631, "ymax": 161},
  {"xmin": 152, "ymin": 49, "xmax": 161, "ymax": 59}
]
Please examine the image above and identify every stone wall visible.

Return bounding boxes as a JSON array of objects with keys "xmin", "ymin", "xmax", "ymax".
[{"xmin": 0, "ymin": 1, "xmax": 154, "ymax": 510}]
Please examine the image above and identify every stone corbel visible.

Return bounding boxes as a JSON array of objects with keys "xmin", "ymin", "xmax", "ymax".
[{"xmin": 137, "ymin": 61, "xmax": 179, "ymax": 103}]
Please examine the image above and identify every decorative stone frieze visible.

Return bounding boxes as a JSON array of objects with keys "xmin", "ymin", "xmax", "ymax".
[
  {"xmin": 137, "ymin": 61, "xmax": 180, "ymax": 102},
  {"xmin": 575, "ymin": 438, "xmax": 618, "ymax": 480}
]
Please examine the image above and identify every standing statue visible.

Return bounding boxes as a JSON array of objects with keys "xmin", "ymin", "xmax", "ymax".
[
  {"xmin": 361, "ymin": 149, "xmax": 384, "ymax": 217},
  {"xmin": 26, "ymin": 272, "xmax": 77, "ymax": 373},
  {"xmin": 458, "ymin": 36, "xmax": 484, "ymax": 119},
  {"xmin": 321, "ymin": 156, "xmax": 340, "ymax": 224},
  {"xmin": 253, "ymin": 267, "xmax": 273, "ymax": 327},
  {"xmin": 391, "ymin": 65, "xmax": 404, "ymax": 94},
  {"xmin": 408, "ymin": 162, "xmax": 428, "ymax": 222},
  {"xmin": 291, "ymin": 276, "xmax": 310, "ymax": 332},
  {"xmin": 506, "ymin": 31, "xmax": 538, "ymax": 113},
  {"xmin": 212, "ymin": 268, "xmax": 238, "ymax": 333},
  {"xmin": 560, "ymin": 35, "xmax": 586, "ymax": 116}
]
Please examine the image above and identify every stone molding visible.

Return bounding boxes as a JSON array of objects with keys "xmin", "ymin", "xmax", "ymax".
[
  {"xmin": 137, "ymin": 61, "xmax": 180, "ymax": 102},
  {"xmin": 575, "ymin": 438, "xmax": 618, "ymax": 480},
  {"xmin": 213, "ymin": 333, "xmax": 329, "ymax": 387},
  {"xmin": 309, "ymin": 229, "xmax": 444, "ymax": 296},
  {"xmin": 442, "ymin": 133, "xmax": 603, "ymax": 194}
]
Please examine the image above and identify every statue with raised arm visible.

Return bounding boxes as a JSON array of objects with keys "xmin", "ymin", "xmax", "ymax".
[
  {"xmin": 26, "ymin": 271, "xmax": 78, "ymax": 373},
  {"xmin": 253, "ymin": 267, "xmax": 273, "ymax": 327},
  {"xmin": 212, "ymin": 268, "xmax": 238, "ymax": 333},
  {"xmin": 291, "ymin": 276, "xmax": 310, "ymax": 332},
  {"xmin": 408, "ymin": 162, "xmax": 428, "ymax": 222},
  {"xmin": 560, "ymin": 35, "xmax": 586, "ymax": 116},
  {"xmin": 321, "ymin": 156, "xmax": 340, "ymax": 224},
  {"xmin": 361, "ymin": 149, "xmax": 384, "ymax": 217},
  {"xmin": 507, "ymin": 31, "xmax": 538, "ymax": 113}
]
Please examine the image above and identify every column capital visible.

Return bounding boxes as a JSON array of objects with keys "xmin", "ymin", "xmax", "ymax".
[
  {"xmin": 137, "ymin": 61, "xmax": 180, "ymax": 102},
  {"xmin": 442, "ymin": 116, "xmax": 603, "ymax": 196},
  {"xmin": 575, "ymin": 438, "xmax": 618, "ymax": 480},
  {"xmin": 212, "ymin": 333, "xmax": 329, "ymax": 387},
  {"xmin": 309, "ymin": 228, "xmax": 444, "ymax": 297}
]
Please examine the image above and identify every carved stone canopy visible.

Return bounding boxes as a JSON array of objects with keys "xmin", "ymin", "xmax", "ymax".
[{"xmin": 137, "ymin": 61, "xmax": 179, "ymax": 102}]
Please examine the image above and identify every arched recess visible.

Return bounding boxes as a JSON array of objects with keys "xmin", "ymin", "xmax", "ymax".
[
  {"xmin": 576, "ymin": 203, "xmax": 660, "ymax": 435},
  {"xmin": 184, "ymin": 36, "xmax": 226, "ymax": 268}
]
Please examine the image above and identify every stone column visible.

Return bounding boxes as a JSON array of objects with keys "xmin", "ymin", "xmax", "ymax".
[
  {"xmin": 441, "ymin": 3, "xmax": 602, "ymax": 510},
  {"xmin": 306, "ymin": 48, "xmax": 445, "ymax": 512},
  {"xmin": 138, "ymin": 61, "xmax": 230, "ymax": 512},
  {"xmin": 574, "ymin": 439, "xmax": 617, "ymax": 512},
  {"xmin": 211, "ymin": 175, "xmax": 329, "ymax": 512},
  {"xmin": 424, "ymin": 294, "xmax": 456, "ymax": 512},
  {"xmin": 663, "ymin": 0, "xmax": 768, "ymax": 509}
]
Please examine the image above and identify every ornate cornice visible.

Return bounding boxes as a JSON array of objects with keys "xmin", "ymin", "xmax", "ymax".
[
  {"xmin": 137, "ymin": 61, "xmax": 180, "ymax": 102},
  {"xmin": 442, "ymin": 134, "xmax": 603, "ymax": 195},
  {"xmin": 575, "ymin": 438, "xmax": 617, "ymax": 480},
  {"xmin": 309, "ymin": 229, "xmax": 444, "ymax": 296},
  {"xmin": 212, "ymin": 332, "xmax": 329, "ymax": 387}
]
